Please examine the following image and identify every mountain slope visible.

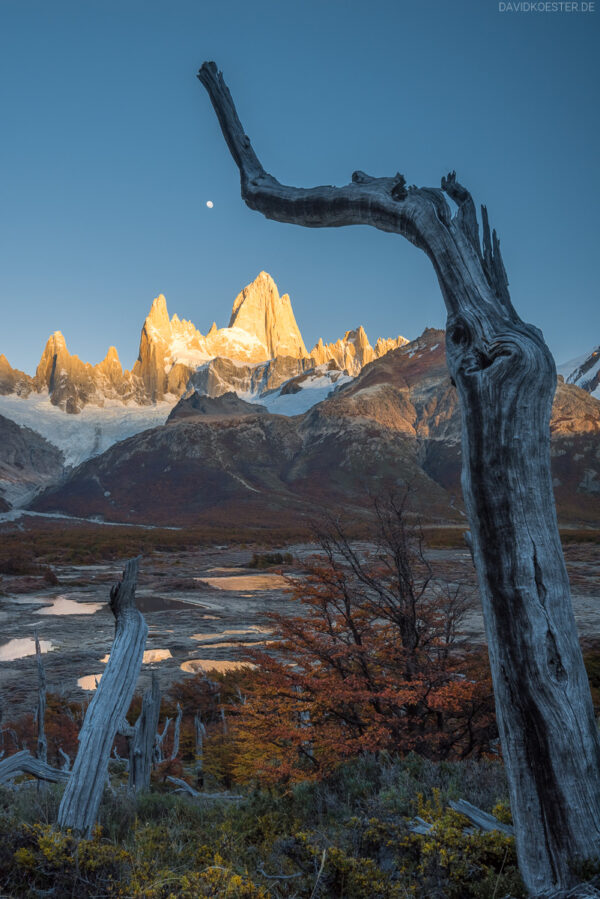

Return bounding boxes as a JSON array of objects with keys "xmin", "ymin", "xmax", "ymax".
[
  {"xmin": 558, "ymin": 347, "xmax": 600, "ymax": 398},
  {"xmin": 30, "ymin": 328, "xmax": 600, "ymax": 527},
  {"xmin": 0, "ymin": 414, "xmax": 64, "ymax": 508}
]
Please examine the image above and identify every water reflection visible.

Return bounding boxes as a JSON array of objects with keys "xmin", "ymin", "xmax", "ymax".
[
  {"xmin": 191, "ymin": 626, "xmax": 271, "ymax": 642},
  {"xmin": 197, "ymin": 575, "xmax": 290, "ymax": 592},
  {"xmin": 78, "ymin": 673, "xmax": 102, "ymax": 691},
  {"xmin": 180, "ymin": 659, "xmax": 256, "ymax": 674},
  {"xmin": 189, "ymin": 641, "xmax": 268, "ymax": 649},
  {"xmin": 37, "ymin": 596, "xmax": 103, "ymax": 616},
  {"xmin": 0, "ymin": 637, "xmax": 54, "ymax": 661},
  {"xmin": 100, "ymin": 649, "xmax": 172, "ymax": 664}
]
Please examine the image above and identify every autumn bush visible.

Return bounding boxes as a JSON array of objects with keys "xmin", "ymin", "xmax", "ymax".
[{"xmin": 232, "ymin": 495, "xmax": 496, "ymax": 784}]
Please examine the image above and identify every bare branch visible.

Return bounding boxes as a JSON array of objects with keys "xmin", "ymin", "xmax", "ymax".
[{"xmin": 197, "ymin": 62, "xmax": 443, "ymax": 247}]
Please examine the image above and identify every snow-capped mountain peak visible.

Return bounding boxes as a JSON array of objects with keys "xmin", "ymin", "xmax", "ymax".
[{"xmin": 558, "ymin": 347, "xmax": 600, "ymax": 398}]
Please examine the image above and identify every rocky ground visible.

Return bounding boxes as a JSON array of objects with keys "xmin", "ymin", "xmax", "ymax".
[{"xmin": 1, "ymin": 542, "xmax": 599, "ymax": 716}]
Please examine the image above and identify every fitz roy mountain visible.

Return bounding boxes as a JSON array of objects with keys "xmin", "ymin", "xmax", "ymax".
[
  {"xmin": 25, "ymin": 330, "xmax": 600, "ymax": 529},
  {"xmin": 0, "ymin": 272, "xmax": 407, "ymax": 507},
  {"xmin": 0, "ymin": 271, "xmax": 407, "ymax": 414},
  {"xmin": 1, "ymin": 270, "xmax": 599, "ymax": 527}
]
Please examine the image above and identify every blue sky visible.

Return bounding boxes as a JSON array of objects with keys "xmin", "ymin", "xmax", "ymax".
[{"xmin": 1, "ymin": 0, "xmax": 598, "ymax": 373}]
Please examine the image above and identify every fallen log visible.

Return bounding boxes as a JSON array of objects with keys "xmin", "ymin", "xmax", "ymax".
[
  {"xmin": 58, "ymin": 558, "xmax": 147, "ymax": 834},
  {"xmin": 449, "ymin": 798, "xmax": 514, "ymax": 836},
  {"xmin": 165, "ymin": 776, "xmax": 243, "ymax": 801},
  {"xmin": 408, "ymin": 799, "xmax": 515, "ymax": 837},
  {"xmin": 0, "ymin": 749, "xmax": 69, "ymax": 784}
]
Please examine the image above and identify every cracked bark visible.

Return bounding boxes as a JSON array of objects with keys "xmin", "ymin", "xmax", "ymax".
[{"xmin": 197, "ymin": 62, "xmax": 600, "ymax": 895}]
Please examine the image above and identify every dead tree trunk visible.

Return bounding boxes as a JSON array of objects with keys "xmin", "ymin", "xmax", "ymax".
[
  {"xmin": 127, "ymin": 671, "xmax": 161, "ymax": 793},
  {"xmin": 34, "ymin": 632, "xmax": 47, "ymax": 766},
  {"xmin": 58, "ymin": 558, "xmax": 147, "ymax": 834},
  {"xmin": 170, "ymin": 703, "xmax": 182, "ymax": 761},
  {"xmin": 34, "ymin": 632, "xmax": 48, "ymax": 794},
  {"xmin": 155, "ymin": 716, "xmax": 171, "ymax": 765},
  {"xmin": 194, "ymin": 712, "xmax": 206, "ymax": 789},
  {"xmin": 197, "ymin": 62, "xmax": 600, "ymax": 895}
]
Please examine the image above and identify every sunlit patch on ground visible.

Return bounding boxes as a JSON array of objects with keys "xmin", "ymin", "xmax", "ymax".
[
  {"xmin": 0, "ymin": 637, "xmax": 54, "ymax": 661},
  {"xmin": 37, "ymin": 596, "xmax": 104, "ymax": 616},
  {"xmin": 78, "ymin": 673, "xmax": 102, "ymax": 691},
  {"xmin": 191, "ymin": 626, "xmax": 272, "ymax": 642},
  {"xmin": 100, "ymin": 649, "xmax": 173, "ymax": 664},
  {"xmin": 180, "ymin": 659, "xmax": 257, "ymax": 674},
  {"xmin": 196, "ymin": 574, "xmax": 290, "ymax": 591}
]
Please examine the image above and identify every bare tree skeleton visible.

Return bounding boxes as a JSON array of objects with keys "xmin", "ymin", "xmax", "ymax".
[
  {"xmin": 125, "ymin": 671, "xmax": 161, "ymax": 793},
  {"xmin": 197, "ymin": 62, "xmax": 600, "ymax": 895}
]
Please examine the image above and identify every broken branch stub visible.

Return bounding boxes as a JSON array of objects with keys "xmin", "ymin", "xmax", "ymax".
[{"xmin": 58, "ymin": 558, "xmax": 147, "ymax": 834}]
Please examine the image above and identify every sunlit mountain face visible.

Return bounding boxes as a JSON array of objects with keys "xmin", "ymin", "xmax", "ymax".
[{"xmin": 0, "ymin": 274, "xmax": 599, "ymax": 528}]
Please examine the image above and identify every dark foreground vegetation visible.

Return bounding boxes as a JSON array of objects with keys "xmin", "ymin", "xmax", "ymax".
[
  {"xmin": 1, "ymin": 754, "xmax": 521, "ymax": 898},
  {"xmin": 4, "ymin": 647, "xmax": 600, "ymax": 898}
]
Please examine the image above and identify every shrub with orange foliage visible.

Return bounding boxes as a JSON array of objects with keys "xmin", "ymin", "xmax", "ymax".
[
  {"xmin": 2, "ymin": 693, "xmax": 84, "ymax": 769},
  {"xmin": 233, "ymin": 494, "xmax": 496, "ymax": 784}
]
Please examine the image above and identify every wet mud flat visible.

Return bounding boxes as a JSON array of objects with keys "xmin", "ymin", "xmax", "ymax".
[
  {"xmin": 0, "ymin": 545, "xmax": 299, "ymax": 714},
  {"xmin": 1, "ymin": 542, "xmax": 600, "ymax": 715},
  {"xmin": 422, "ymin": 543, "xmax": 600, "ymax": 646}
]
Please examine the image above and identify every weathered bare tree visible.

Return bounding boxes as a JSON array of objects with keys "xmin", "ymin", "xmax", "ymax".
[
  {"xmin": 170, "ymin": 703, "xmax": 182, "ymax": 762},
  {"xmin": 197, "ymin": 62, "xmax": 600, "ymax": 895},
  {"xmin": 194, "ymin": 711, "xmax": 206, "ymax": 789},
  {"xmin": 34, "ymin": 631, "xmax": 47, "ymax": 766},
  {"xmin": 154, "ymin": 715, "xmax": 171, "ymax": 765},
  {"xmin": 58, "ymin": 558, "xmax": 147, "ymax": 834},
  {"xmin": 124, "ymin": 671, "xmax": 161, "ymax": 793}
]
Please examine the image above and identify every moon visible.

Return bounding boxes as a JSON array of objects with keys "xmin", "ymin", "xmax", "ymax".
[{"xmin": 206, "ymin": 200, "xmax": 214, "ymax": 208}]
